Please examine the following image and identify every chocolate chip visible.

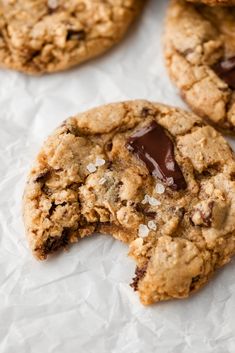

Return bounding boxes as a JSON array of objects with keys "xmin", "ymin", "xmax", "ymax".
[
  {"xmin": 66, "ymin": 29, "xmax": 86, "ymax": 41},
  {"xmin": 213, "ymin": 56, "xmax": 235, "ymax": 89},
  {"xmin": 126, "ymin": 122, "xmax": 187, "ymax": 191},
  {"xmin": 130, "ymin": 263, "xmax": 148, "ymax": 291},
  {"xmin": 34, "ymin": 170, "xmax": 51, "ymax": 183}
]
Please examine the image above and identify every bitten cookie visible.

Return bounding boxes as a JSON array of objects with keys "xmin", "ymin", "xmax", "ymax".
[
  {"xmin": 164, "ymin": 0, "xmax": 235, "ymax": 134},
  {"xmin": 23, "ymin": 100, "xmax": 235, "ymax": 305},
  {"xmin": 0, "ymin": 0, "xmax": 144, "ymax": 74}
]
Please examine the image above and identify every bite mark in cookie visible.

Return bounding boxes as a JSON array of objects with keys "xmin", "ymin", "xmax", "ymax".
[{"xmin": 127, "ymin": 122, "xmax": 187, "ymax": 190}]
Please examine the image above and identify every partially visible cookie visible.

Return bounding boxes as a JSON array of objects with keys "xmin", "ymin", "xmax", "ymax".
[
  {"xmin": 0, "ymin": 0, "xmax": 144, "ymax": 74},
  {"xmin": 23, "ymin": 100, "xmax": 235, "ymax": 305},
  {"xmin": 187, "ymin": 0, "xmax": 235, "ymax": 6},
  {"xmin": 164, "ymin": 0, "xmax": 235, "ymax": 133}
]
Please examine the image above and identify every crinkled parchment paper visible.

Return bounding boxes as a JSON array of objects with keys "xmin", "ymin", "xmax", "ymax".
[{"xmin": 1, "ymin": 1, "xmax": 235, "ymax": 352}]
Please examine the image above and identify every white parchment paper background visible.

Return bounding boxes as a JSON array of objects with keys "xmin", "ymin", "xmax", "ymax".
[{"xmin": 1, "ymin": 1, "xmax": 235, "ymax": 352}]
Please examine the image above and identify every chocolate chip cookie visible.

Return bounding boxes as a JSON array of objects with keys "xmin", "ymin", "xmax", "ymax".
[
  {"xmin": 165, "ymin": 0, "xmax": 235, "ymax": 133},
  {"xmin": 23, "ymin": 100, "xmax": 235, "ymax": 305},
  {"xmin": 0, "ymin": 0, "xmax": 144, "ymax": 74}
]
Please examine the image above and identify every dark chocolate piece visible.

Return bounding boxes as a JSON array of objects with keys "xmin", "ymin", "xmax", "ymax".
[
  {"xmin": 127, "ymin": 122, "xmax": 187, "ymax": 190},
  {"xmin": 213, "ymin": 56, "xmax": 235, "ymax": 89}
]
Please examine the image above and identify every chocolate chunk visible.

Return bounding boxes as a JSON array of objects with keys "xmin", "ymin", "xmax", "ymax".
[
  {"xmin": 213, "ymin": 57, "xmax": 235, "ymax": 89},
  {"xmin": 127, "ymin": 122, "xmax": 187, "ymax": 190},
  {"xmin": 130, "ymin": 263, "xmax": 148, "ymax": 291},
  {"xmin": 66, "ymin": 29, "xmax": 86, "ymax": 41}
]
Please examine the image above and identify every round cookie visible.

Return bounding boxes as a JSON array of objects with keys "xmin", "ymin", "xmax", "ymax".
[
  {"xmin": 23, "ymin": 100, "xmax": 235, "ymax": 305},
  {"xmin": 164, "ymin": 0, "xmax": 235, "ymax": 134},
  {"xmin": 187, "ymin": 0, "xmax": 235, "ymax": 6},
  {"xmin": 0, "ymin": 0, "xmax": 144, "ymax": 74}
]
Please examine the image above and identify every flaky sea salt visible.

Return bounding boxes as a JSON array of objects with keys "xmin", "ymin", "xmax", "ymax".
[
  {"xmin": 138, "ymin": 224, "xmax": 149, "ymax": 238},
  {"xmin": 148, "ymin": 220, "xmax": 157, "ymax": 231},
  {"xmin": 99, "ymin": 177, "xmax": 107, "ymax": 185},
  {"xmin": 95, "ymin": 158, "xmax": 106, "ymax": 167},
  {"xmin": 148, "ymin": 197, "xmax": 161, "ymax": 207},
  {"xmin": 155, "ymin": 183, "xmax": 165, "ymax": 194},
  {"xmin": 86, "ymin": 163, "xmax": 97, "ymax": 173},
  {"xmin": 142, "ymin": 194, "xmax": 150, "ymax": 205},
  {"xmin": 87, "ymin": 157, "xmax": 105, "ymax": 174}
]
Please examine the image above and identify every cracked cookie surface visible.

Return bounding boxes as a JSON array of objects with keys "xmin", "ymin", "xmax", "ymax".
[
  {"xmin": 0, "ymin": 0, "xmax": 143, "ymax": 74},
  {"xmin": 23, "ymin": 100, "xmax": 235, "ymax": 305},
  {"xmin": 164, "ymin": 0, "xmax": 235, "ymax": 134}
]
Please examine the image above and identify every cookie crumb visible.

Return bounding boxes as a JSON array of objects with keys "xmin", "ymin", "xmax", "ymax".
[
  {"xmin": 155, "ymin": 183, "xmax": 165, "ymax": 194},
  {"xmin": 95, "ymin": 158, "xmax": 106, "ymax": 167},
  {"xmin": 148, "ymin": 220, "xmax": 157, "ymax": 231},
  {"xmin": 138, "ymin": 224, "xmax": 149, "ymax": 238},
  {"xmin": 86, "ymin": 163, "xmax": 97, "ymax": 173}
]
